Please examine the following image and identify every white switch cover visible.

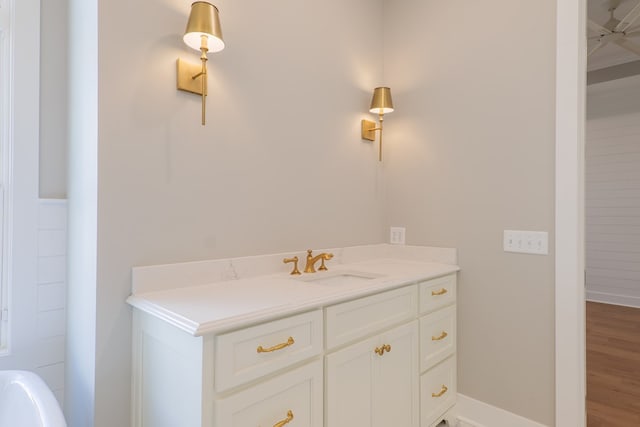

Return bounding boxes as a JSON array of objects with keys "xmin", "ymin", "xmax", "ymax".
[
  {"xmin": 390, "ymin": 227, "xmax": 406, "ymax": 245},
  {"xmin": 504, "ymin": 230, "xmax": 548, "ymax": 255}
]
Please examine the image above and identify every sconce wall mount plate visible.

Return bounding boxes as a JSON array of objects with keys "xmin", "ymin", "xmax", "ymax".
[
  {"xmin": 177, "ymin": 59, "xmax": 208, "ymax": 96},
  {"xmin": 361, "ymin": 120, "xmax": 377, "ymax": 141}
]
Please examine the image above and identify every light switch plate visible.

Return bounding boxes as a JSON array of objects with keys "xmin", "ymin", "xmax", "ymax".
[
  {"xmin": 390, "ymin": 227, "xmax": 406, "ymax": 245},
  {"xmin": 504, "ymin": 230, "xmax": 548, "ymax": 255}
]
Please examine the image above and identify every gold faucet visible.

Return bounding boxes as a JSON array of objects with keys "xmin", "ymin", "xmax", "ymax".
[{"xmin": 304, "ymin": 249, "xmax": 334, "ymax": 273}]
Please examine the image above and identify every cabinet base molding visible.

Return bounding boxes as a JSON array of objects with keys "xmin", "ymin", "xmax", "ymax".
[{"xmin": 455, "ymin": 394, "xmax": 549, "ymax": 427}]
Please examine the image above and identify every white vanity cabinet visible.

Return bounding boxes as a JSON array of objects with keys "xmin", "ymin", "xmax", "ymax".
[{"xmin": 130, "ymin": 270, "xmax": 458, "ymax": 427}]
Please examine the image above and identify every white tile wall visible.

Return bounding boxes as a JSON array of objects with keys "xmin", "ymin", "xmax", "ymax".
[
  {"xmin": 35, "ymin": 199, "xmax": 67, "ymax": 404},
  {"xmin": 37, "ymin": 282, "xmax": 65, "ymax": 311}
]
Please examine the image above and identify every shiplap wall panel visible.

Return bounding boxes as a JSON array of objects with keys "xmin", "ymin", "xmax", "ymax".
[{"xmin": 586, "ymin": 108, "xmax": 640, "ymax": 308}]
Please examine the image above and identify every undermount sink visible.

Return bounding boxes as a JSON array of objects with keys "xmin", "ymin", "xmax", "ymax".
[{"xmin": 297, "ymin": 271, "xmax": 383, "ymax": 286}]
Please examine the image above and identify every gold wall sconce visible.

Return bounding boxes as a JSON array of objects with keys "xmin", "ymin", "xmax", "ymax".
[
  {"xmin": 177, "ymin": 1, "xmax": 225, "ymax": 126},
  {"xmin": 361, "ymin": 87, "xmax": 394, "ymax": 161}
]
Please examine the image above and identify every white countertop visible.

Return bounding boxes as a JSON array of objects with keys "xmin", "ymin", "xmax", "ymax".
[{"xmin": 127, "ymin": 257, "xmax": 459, "ymax": 336}]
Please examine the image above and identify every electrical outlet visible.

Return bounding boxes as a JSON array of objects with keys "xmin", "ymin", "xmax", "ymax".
[
  {"xmin": 390, "ymin": 227, "xmax": 406, "ymax": 245},
  {"xmin": 504, "ymin": 230, "xmax": 548, "ymax": 255}
]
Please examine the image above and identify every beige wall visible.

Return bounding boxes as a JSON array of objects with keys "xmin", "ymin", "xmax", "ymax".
[
  {"xmin": 89, "ymin": 0, "xmax": 384, "ymax": 425},
  {"xmin": 62, "ymin": 0, "xmax": 559, "ymax": 425},
  {"xmin": 382, "ymin": 0, "xmax": 556, "ymax": 425},
  {"xmin": 40, "ymin": 0, "xmax": 68, "ymax": 198}
]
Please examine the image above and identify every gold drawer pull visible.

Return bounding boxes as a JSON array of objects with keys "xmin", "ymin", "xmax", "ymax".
[
  {"xmin": 432, "ymin": 331, "xmax": 448, "ymax": 341},
  {"xmin": 273, "ymin": 410, "xmax": 294, "ymax": 427},
  {"xmin": 374, "ymin": 344, "xmax": 392, "ymax": 356},
  {"xmin": 432, "ymin": 288, "xmax": 448, "ymax": 296},
  {"xmin": 432, "ymin": 384, "xmax": 448, "ymax": 398},
  {"xmin": 257, "ymin": 337, "xmax": 295, "ymax": 353}
]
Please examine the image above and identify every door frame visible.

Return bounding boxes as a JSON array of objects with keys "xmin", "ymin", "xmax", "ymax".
[{"xmin": 555, "ymin": 0, "xmax": 586, "ymax": 425}]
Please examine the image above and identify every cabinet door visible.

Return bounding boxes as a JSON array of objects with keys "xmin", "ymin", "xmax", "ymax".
[
  {"xmin": 326, "ymin": 321, "xmax": 419, "ymax": 427},
  {"xmin": 374, "ymin": 321, "xmax": 419, "ymax": 427},
  {"xmin": 325, "ymin": 335, "xmax": 375, "ymax": 427}
]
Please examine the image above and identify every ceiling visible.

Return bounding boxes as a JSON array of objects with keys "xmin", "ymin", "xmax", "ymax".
[{"xmin": 588, "ymin": 0, "xmax": 640, "ymax": 71}]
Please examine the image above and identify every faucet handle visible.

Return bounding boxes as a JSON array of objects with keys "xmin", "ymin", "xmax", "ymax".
[
  {"xmin": 283, "ymin": 256, "xmax": 301, "ymax": 275},
  {"xmin": 318, "ymin": 253, "xmax": 334, "ymax": 271}
]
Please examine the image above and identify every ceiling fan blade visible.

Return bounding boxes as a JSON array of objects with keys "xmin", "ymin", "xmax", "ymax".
[
  {"xmin": 626, "ymin": 23, "xmax": 640, "ymax": 32},
  {"xmin": 614, "ymin": 38, "xmax": 640, "ymax": 56},
  {"xmin": 588, "ymin": 40, "xmax": 610, "ymax": 56},
  {"xmin": 588, "ymin": 19, "xmax": 612, "ymax": 35},
  {"xmin": 616, "ymin": 1, "xmax": 640, "ymax": 32},
  {"xmin": 625, "ymin": 25, "xmax": 640, "ymax": 36}
]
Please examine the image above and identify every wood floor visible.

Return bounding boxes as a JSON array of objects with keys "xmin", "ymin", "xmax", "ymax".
[{"xmin": 587, "ymin": 301, "xmax": 640, "ymax": 426}]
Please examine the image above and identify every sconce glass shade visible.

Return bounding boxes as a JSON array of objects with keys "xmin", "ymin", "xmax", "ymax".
[
  {"xmin": 183, "ymin": 1, "xmax": 225, "ymax": 53},
  {"xmin": 369, "ymin": 87, "xmax": 394, "ymax": 114}
]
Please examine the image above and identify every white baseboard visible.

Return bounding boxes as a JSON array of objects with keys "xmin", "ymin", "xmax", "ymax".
[
  {"xmin": 586, "ymin": 290, "xmax": 640, "ymax": 309},
  {"xmin": 455, "ymin": 394, "xmax": 549, "ymax": 427}
]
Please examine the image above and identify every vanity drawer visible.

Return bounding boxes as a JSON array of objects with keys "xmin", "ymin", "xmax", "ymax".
[
  {"xmin": 420, "ymin": 356, "xmax": 456, "ymax": 427},
  {"xmin": 419, "ymin": 274, "xmax": 456, "ymax": 314},
  {"xmin": 325, "ymin": 285, "xmax": 417, "ymax": 350},
  {"xmin": 214, "ymin": 310, "xmax": 323, "ymax": 392},
  {"xmin": 420, "ymin": 305, "xmax": 456, "ymax": 372},
  {"xmin": 214, "ymin": 361, "xmax": 323, "ymax": 427}
]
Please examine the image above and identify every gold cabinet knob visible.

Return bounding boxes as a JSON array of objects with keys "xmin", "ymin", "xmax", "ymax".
[
  {"xmin": 374, "ymin": 343, "xmax": 392, "ymax": 356},
  {"xmin": 431, "ymin": 288, "xmax": 448, "ymax": 296},
  {"xmin": 257, "ymin": 337, "xmax": 295, "ymax": 353},
  {"xmin": 273, "ymin": 410, "xmax": 294, "ymax": 427}
]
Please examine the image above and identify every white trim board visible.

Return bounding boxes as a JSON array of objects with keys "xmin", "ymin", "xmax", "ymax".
[
  {"xmin": 456, "ymin": 394, "xmax": 549, "ymax": 427},
  {"xmin": 0, "ymin": 0, "xmax": 41, "ymax": 367},
  {"xmin": 555, "ymin": 0, "xmax": 587, "ymax": 425},
  {"xmin": 586, "ymin": 291, "xmax": 640, "ymax": 309}
]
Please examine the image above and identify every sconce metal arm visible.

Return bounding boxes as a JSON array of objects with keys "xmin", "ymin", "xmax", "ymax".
[
  {"xmin": 196, "ymin": 36, "xmax": 209, "ymax": 125},
  {"xmin": 377, "ymin": 113, "xmax": 384, "ymax": 162}
]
